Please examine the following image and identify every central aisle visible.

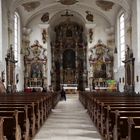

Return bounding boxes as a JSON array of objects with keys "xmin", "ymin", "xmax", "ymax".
[{"xmin": 33, "ymin": 94, "xmax": 102, "ymax": 140}]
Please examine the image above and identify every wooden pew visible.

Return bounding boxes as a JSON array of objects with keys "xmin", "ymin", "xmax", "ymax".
[
  {"xmin": 0, "ymin": 92, "xmax": 60, "ymax": 139},
  {"xmin": 110, "ymin": 110, "xmax": 140, "ymax": 140},
  {"xmin": 101, "ymin": 104, "xmax": 140, "ymax": 137},
  {"xmin": 127, "ymin": 117, "xmax": 140, "ymax": 140},
  {"xmin": 0, "ymin": 110, "xmax": 22, "ymax": 140},
  {"xmin": 0, "ymin": 102, "xmax": 36, "ymax": 137},
  {"xmin": 0, "ymin": 105, "xmax": 30, "ymax": 140},
  {"xmin": 79, "ymin": 91, "xmax": 140, "ymax": 140}
]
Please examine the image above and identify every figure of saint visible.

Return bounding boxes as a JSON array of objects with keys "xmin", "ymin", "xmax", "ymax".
[{"xmin": 42, "ymin": 29, "xmax": 47, "ymax": 44}]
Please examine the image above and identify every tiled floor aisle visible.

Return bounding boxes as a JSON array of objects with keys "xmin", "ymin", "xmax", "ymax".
[{"xmin": 33, "ymin": 94, "xmax": 102, "ymax": 140}]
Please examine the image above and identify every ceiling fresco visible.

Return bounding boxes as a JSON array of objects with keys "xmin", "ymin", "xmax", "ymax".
[
  {"xmin": 22, "ymin": 1, "xmax": 40, "ymax": 12},
  {"xmin": 9, "ymin": 0, "xmax": 131, "ymax": 26},
  {"xmin": 96, "ymin": 0, "xmax": 114, "ymax": 11}
]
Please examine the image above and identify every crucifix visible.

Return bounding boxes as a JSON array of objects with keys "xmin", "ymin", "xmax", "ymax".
[{"xmin": 61, "ymin": 9, "xmax": 73, "ymax": 17}]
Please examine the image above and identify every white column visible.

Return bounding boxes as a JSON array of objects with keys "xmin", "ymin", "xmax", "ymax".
[
  {"xmin": 85, "ymin": 23, "xmax": 96, "ymax": 88},
  {"xmin": 39, "ymin": 24, "xmax": 51, "ymax": 85}
]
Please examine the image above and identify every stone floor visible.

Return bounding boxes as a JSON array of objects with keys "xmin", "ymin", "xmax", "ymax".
[{"xmin": 33, "ymin": 94, "xmax": 102, "ymax": 140}]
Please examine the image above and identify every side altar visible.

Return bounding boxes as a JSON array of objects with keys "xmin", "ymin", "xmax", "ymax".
[
  {"xmin": 24, "ymin": 40, "xmax": 48, "ymax": 91},
  {"xmin": 88, "ymin": 40, "xmax": 115, "ymax": 91}
]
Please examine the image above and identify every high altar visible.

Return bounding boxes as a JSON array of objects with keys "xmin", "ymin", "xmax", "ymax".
[
  {"xmin": 24, "ymin": 40, "xmax": 47, "ymax": 91},
  {"xmin": 51, "ymin": 18, "xmax": 87, "ymax": 91}
]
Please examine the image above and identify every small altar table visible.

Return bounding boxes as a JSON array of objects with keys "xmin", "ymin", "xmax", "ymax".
[{"xmin": 61, "ymin": 84, "xmax": 78, "ymax": 94}]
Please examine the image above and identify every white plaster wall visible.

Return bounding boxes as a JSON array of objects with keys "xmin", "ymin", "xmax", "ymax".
[
  {"xmin": 113, "ymin": 8, "xmax": 131, "ymax": 92},
  {"xmin": 133, "ymin": 0, "xmax": 140, "ymax": 92},
  {"xmin": 15, "ymin": 56, "xmax": 25, "ymax": 92},
  {"xmin": 0, "ymin": 0, "xmax": 9, "ymax": 87},
  {"xmin": 0, "ymin": 0, "xmax": 25, "ymax": 91},
  {"xmin": 114, "ymin": 0, "xmax": 140, "ymax": 93},
  {"xmin": 87, "ymin": 15, "xmax": 110, "ymax": 49},
  {"xmin": 0, "ymin": 0, "xmax": 2, "ymax": 62},
  {"xmin": 28, "ymin": 15, "xmax": 52, "ymax": 86},
  {"xmin": 87, "ymin": 14, "xmax": 111, "ymax": 88}
]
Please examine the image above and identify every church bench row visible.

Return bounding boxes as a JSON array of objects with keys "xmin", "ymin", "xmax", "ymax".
[
  {"xmin": 79, "ymin": 91, "xmax": 140, "ymax": 140},
  {"xmin": 0, "ymin": 110, "xmax": 25, "ymax": 140},
  {"xmin": 106, "ymin": 110, "xmax": 140, "ymax": 140},
  {"xmin": 127, "ymin": 117, "xmax": 140, "ymax": 140},
  {"xmin": 94, "ymin": 100, "xmax": 140, "ymax": 140},
  {"xmin": 0, "ymin": 92, "xmax": 60, "ymax": 140}
]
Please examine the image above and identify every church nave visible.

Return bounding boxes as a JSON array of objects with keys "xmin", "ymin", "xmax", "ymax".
[{"xmin": 33, "ymin": 95, "xmax": 102, "ymax": 140}]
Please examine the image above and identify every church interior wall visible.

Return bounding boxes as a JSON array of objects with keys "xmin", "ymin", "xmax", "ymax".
[
  {"xmin": 0, "ymin": 0, "xmax": 25, "ymax": 91},
  {"xmin": 1, "ymin": 0, "xmax": 140, "ymax": 93},
  {"xmin": 132, "ymin": 0, "xmax": 140, "ymax": 92},
  {"xmin": 87, "ymin": 15, "xmax": 112, "ymax": 88},
  {"xmin": 0, "ymin": 0, "xmax": 9, "ymax": 87},
  {"xmin": 87, "ymin": 14, "xmax": 110, "ymax": 49},
  {"xmin": 28, "ymin": 14, "xmax": 51, "ymax": 86},
  {"xmin": 113, "ymin": 0, "xmax": 140, "ymax": 93}
]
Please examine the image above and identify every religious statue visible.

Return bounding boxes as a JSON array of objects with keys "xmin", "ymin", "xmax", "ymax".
[{"xmin": 42, "ymin": 29, "xmax": 48, "ymax": 44}]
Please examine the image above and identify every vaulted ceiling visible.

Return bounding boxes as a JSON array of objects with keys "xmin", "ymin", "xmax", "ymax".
[{"xmin": 7, "ymin": 0, "xmax": 131, "ymax": 26}]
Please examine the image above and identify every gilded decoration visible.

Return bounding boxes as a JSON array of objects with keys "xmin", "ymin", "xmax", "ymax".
[
  {"xmin": 89, "ymin": 40, "xmax": 113, "ymax": 87},
  {"xmin": 89, "ymin": 29, "xmax": 94, "ymax": 43},
  {"xmin": 24, "ymin": 40, "xmax": 47, "ymax": 89},
  {"xmin": 96, "ymin": 0, "xmax": 114, "ymax": 11},
  {"xmin": 22, "ymin": 1, "xmax": 40, "ymax": 12},
  {"xmin": 58, "ymin": 0, "xmax": 78, "ymax": 5},
  {"xmin": 51, "ymin": 20, "xmax": 87, "ymax": 91},
  {"xmin": 42, "ymin": 29, "xmax": 48, "ymax": 44}
]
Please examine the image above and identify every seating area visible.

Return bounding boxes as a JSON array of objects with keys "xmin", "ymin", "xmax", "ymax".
[
  {"xmin": 0, "ymin": 91, "xmax": 60, "ymax": 140},
  {"xmin": 79, "ymin": 91, "xmax": 140, "ymax": 140}
]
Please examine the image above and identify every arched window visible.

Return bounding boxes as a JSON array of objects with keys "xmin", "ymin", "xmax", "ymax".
[
  {"xmin": 0, "ymin": 0, "xmax": 2, "ymax": 61},
  {"xmin": 14, "ymin": 12, "xmax": 20, "ymax": 66},
  {"xmin": 119, "ymin": 13, "xmax": 125, "ymax": 66}
]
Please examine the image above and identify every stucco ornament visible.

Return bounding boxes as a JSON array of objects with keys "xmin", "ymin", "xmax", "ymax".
[
  {"xmin": 22, "ymin": 1, "xmax": 40, "ymax": 12},
  {"xmin": 58, "ymin": 0, "xmax": 78, "ymax": 5},
  {"xmin": 96, "ymin": 0, "xmax": 114, "ymax": 11}
]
